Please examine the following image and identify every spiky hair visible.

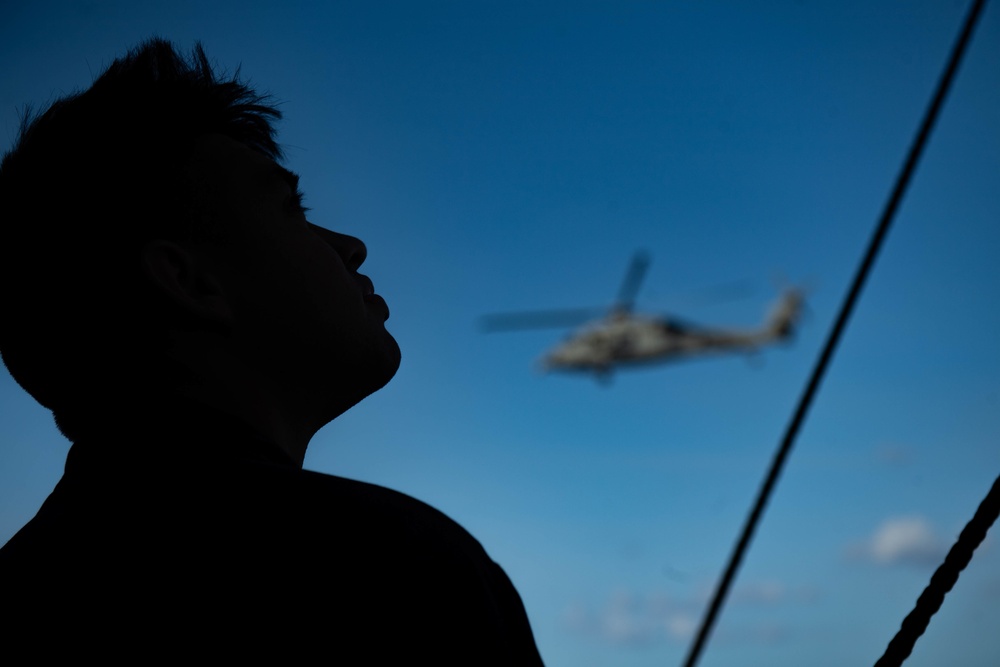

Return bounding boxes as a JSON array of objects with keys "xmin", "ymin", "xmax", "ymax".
[{"xmin": 0, "ymin": 38, "xmax": 283, "ymax": 439}]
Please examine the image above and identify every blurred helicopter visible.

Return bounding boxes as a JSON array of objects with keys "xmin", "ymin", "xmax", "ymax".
[{"xmin": 480, "ymin": 251, "xmax": 805, "ymax": 380}]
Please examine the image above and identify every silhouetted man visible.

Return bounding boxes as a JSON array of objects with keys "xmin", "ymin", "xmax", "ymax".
[{"xmin": 0, "ymin": 39, "xmax": 543, "ymax": 663}]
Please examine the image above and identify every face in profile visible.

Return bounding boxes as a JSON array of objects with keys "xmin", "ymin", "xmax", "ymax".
[{"xmin": 185, "ymin": 134, "xmax": 401, "ymax": 422}]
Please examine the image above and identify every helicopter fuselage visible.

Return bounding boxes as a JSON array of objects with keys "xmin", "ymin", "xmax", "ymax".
[
  {"xmin": 481, "ymin": 251, "xmax": 804, "ymax": 378},
  {"xmin": 539, "ymin": 289, "xmax": 802, "ymax": 375}
]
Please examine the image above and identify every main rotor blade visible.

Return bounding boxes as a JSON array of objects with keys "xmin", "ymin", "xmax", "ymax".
[
  {"xmin": 615, "ymin": 250, "xmax": 651, "ymax": 313},
  {"xmin": 479, "ymin": 307, "xmax": 604, "ymax": 332}
]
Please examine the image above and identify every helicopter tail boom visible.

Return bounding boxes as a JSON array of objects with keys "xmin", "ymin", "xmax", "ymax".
[{"xmin": 763, "ymin": 289, "xmax": 805, "ymax": 340}]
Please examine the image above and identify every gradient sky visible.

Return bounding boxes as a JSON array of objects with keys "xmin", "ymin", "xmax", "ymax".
[{"xmin": 2, "ymin": 2, "xmax": 999, "ymax": 666}]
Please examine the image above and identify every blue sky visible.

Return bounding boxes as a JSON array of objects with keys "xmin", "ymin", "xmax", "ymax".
[{"xmin": 2, "ymin": 2, "xmax": 999, "ymax": 665}]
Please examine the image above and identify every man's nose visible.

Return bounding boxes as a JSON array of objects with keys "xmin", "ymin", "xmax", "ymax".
[
  {"xmin": 332, "ymin": 232, "xmax": 367, "ymax": 271},
  {"xmin": 311, "ymin": 225, "xmax": 367, "ymax": 270}
]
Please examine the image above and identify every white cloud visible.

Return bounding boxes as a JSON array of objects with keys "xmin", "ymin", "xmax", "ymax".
[
  {"xmin": 562, "ymin": 589, "xmax": 694, "ymax": 647},
  {"xmin": 602, "ymin": 590, "xmax": 655, "ymax": 645},
  {"xmin": 664, "ymin": 612, "xmax": 697, "ymax": 641},
  {"xmin": 848, "ymin": 515, "xmax": 948, "ymax": 567},
  {"xmin": 564, "ymin": 580, "xmax": 816, "ymax": 648},
  {"xmin": 731, "ymin": 580, "xmax": 786, "ymax": 605}
]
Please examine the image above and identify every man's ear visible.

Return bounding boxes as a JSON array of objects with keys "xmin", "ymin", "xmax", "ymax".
[{"xmin": 141, "ymin": 239, "xmax": 233, "ymax": 325}]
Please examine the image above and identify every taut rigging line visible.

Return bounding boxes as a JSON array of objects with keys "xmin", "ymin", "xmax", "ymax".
[{"xmin": 679, "ymin": 1, "xmax": 990, "ymax": 666}]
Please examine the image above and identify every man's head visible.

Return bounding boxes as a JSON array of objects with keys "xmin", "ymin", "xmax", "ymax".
[{"xmin": 0, "ymin": 39, "xmax": 399, "ymax": 444}]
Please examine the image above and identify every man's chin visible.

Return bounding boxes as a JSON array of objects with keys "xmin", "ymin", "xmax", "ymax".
[
  {"xmin": 357, "ymin": 335, "xmax": 401, "ymax": 396},
  {"xmin": 320, "ymin": 335, "xmax": 401, "ymax": 419},
  {"xmin": 377, "ymin": 337, "xmax": 402, "ymax": 387}
]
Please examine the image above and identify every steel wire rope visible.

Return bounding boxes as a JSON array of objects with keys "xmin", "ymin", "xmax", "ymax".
[
  {"xmin": 873, "ymin": 473, "xmax": 1000, "ymax": 667},
  {"xmin": 679, "ymin": 1, "xmax": 989, "ymax": 665}
]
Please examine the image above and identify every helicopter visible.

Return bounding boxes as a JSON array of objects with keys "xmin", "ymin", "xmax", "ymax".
[{"xmin": 480, "ymin": 251, "xmax": 806, "ymax": 380}]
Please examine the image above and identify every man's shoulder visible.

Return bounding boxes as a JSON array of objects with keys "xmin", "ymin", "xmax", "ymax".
[
  {"xmin": 267, "ymin": 462, "xmax": 459, "ymax": 524},
  {"xmin": 1, "ymin": 452, "xmax": 545, "ymax": 664},
  {"xmin": 230, "ymin": 458, "xmax": 485, "ymax": 553},
  {"xmin": 1, "ymin": 454, "xmax": 489, "ymax": 578},
  {"xmin": 206, "ymin": 461, "xmax": 479, "ymax": 578}
]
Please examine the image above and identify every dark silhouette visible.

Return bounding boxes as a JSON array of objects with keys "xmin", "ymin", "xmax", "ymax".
[{"xmin": 0, "ymin": 39, "xmax": 543, "ymax": 663}]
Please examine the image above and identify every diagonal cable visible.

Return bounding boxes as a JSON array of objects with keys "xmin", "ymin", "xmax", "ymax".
[
  {"xmin": 680, "ymin": 1, "xmax": 988, "ymax": 665},
  {"xmin": 873, "ymin": 472, "xmax": 1000, "ymax": 667}
]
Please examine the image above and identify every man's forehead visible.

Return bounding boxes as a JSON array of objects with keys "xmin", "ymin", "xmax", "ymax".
[{"xmin": 190, "ymin": 133, "xmax": 296, "ymax": 190}]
